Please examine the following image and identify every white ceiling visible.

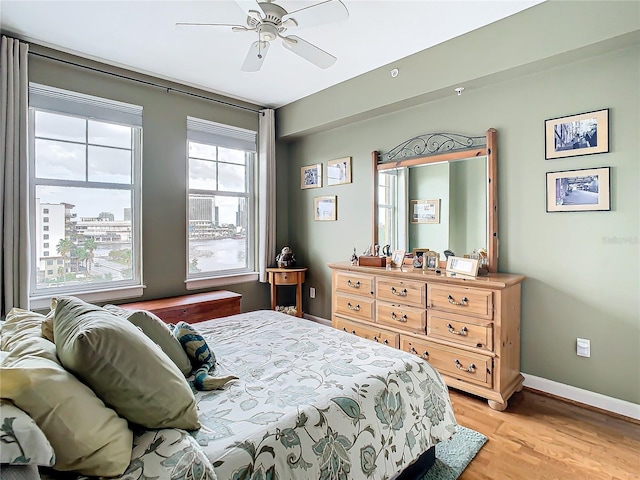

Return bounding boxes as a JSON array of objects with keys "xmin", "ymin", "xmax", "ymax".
[{"xmin": 1, "ymin": 0, "xmax": 543, "ymax": 108}]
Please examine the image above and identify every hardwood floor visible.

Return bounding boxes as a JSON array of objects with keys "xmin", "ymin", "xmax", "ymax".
[{"xmin": 448, "ymin": 388, "xmax": 640, "ymax": 480}]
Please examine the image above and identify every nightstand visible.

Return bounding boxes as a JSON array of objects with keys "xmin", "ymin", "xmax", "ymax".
[{"xmin": 266, "ymin": 267, "xmax": 307, "ymax": 317}]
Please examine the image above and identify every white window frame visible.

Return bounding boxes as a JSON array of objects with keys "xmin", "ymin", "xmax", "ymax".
[
  {"xmin": 185, "ymin": 117, "xmax": 258, "ymax": 289},
  {"xmin": 27, "ymin": 84, "xmax": 144, "ymax": 309}
]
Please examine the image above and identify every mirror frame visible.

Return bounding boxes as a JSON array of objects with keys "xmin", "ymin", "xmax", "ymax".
[{"xmin": 372, "ymin": 128, "xmax": 498, "ymax": 273}]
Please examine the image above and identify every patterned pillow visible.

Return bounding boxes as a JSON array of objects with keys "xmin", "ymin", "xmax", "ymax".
[
  {"xmin": 114, "ymin": 428, "xmax": 217, "ymax": 480},
  {"xmin": 0, "ymin": 400, "xmax": 55, "ymax": 466}
]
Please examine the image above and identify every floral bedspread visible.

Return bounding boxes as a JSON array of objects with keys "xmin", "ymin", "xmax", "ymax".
[{"xmin": 189, "ymin": 310, "xmax": 457, "ymax": 480}]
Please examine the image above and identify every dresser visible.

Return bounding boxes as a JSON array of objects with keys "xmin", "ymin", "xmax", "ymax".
[
  {"xmin": 329, "ymin": 261, "xmax": 525, "ymax": 411},
  {"xmin": 120, "ymin": 291, "xmax": 242, "ymax": 324}
]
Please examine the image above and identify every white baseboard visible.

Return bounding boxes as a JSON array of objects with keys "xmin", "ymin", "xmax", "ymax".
[
  {"xmin": 523, "ymin": 374, "xmax": 640, "ymax": 421},
  {"xmin": 302, "ymin": 313, "xmax": 331, "ymax": 327}
]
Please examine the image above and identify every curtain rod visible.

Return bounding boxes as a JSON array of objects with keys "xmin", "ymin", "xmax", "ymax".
[{"xmin": 29, "ymin": 51, "xmax": 263, "ymax": 114}]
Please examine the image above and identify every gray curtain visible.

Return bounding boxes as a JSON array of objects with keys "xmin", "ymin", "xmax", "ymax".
[
  {"xmin": 258, "ymin": 109, "xmax": 276, "ymax": 282},
  {"xmin": 1, "ymin": 35, "xmax": 30, "ymax": 316}
]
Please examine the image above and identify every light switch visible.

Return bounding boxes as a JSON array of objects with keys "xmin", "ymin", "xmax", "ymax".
[{"xmin": 577, "ymin": 338, "xmax": 590, "ymax": 357}]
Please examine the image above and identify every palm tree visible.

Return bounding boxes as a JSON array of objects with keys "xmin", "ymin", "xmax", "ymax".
[
  {"xmin": 84, "ymin": 238, "xmax": 97, "ymax": 275},
  {"xmin": 56, "ymin": 238, "xmax": 74, "ymax": 279},
  {"xmin": 76, "ymin": 247, "xmax": 89, "ymax": 273}
]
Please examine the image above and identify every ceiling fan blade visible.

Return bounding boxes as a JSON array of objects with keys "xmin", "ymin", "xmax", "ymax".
[
  {"xmin": 233, "ymin": 0, "xmax": 265, "ymax": 18},
  {"xmin": 281, "ymin": 35, "xmax": 336, "ymax": 69},
  {"xmin": 282, "ymin": 0, "xmax": 348, "ymax": 29},
  {"xmin": 241, "ymin": 41, "xmax": 270, "ymax": 72},
  {"xmin": 175, "ymin": 22, "xmax": 247, "ymax": 29}
]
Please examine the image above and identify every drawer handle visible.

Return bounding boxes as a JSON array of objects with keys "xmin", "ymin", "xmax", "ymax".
[
  {"xmin": 373, "ymin": 336, "xmax": 379, "ymax": 342},
  {"xmin": 391, "ymin": 287, "xmax": 408, "ymax": 296},
  {"xmin": 455, "ymin": 359, "xmax": 476, "ymax": 373},
  {"xmin": 347, "ymin": 280, "xmax": 361, "ymax": 288},
  {"xmin": 447, "ymin": 323, "xmax": 469, "ymax": 336},
  {"xmin": 410, "ymin": 346, "xmax": 429, "ymax": 359},
  {"xmin": 347, "ymin": 302, "xmax": 361, "ymax": 312},
  {"xmin": 342, "ymin": 327, "xmax": 357, "ymax": 335},
  {"xmin": 391, "ymin": 312, "xmax": 408, "ymax": 323},
  {"xmin": 383, "ymin": 339, "xmax": 389, "ymax": 345},
  {"xmin": 447, "ymin": 295, "xmax": 468, "ymax": 306}
]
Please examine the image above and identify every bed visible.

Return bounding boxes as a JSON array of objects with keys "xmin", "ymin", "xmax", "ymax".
[{"xmin": 1, "ymin": 306, "xmax": 457, "ymax": 480}]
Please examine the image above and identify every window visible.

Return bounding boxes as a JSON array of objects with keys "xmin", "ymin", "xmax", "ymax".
[
  {"xmin": 46, "ymin": 260, "xmax": 53, "ymax": 265},
  {"xmin": 28, "ymin": 83, "xmax": 143, "ymax": 306},
  {"xmin": 186, "ymin": 117, "xmax": 256, "ymax": 283}
]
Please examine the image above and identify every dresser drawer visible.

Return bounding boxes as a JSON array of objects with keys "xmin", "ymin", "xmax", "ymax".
[
  {"xmin": 401, "ymin": 336, "xmax": 493, "ymax": 388},
  {"xmin": 376, "ymin": 302, "xmax": 426, "ymax": 333},
  {"xmin": 335, "ymin": 272, "xmax": 375, "ymax": 298},
  {"xmin": 335, "ymin": 293, "xmax": 375, "ymax": 322},
  {"xmin": 428, "ymin": 285, "xmax": 493, "ymax": 320},
  {"xmin": 376, "ymin": 278, "xmax": 426, "ymax": 307},
  {"xmin": 427, "ymin": 312, "xmax": 493, "ymax": 351},
  {"xmin": 335, "ymin": 317, "xmax": 399, "ymax": 348}
]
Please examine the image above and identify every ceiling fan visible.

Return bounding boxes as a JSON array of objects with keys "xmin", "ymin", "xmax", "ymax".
[{"xmin": 176, "ymin": 0, "xmax": 349, "ymax": 72}]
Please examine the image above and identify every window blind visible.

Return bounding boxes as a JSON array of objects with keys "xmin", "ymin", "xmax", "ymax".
[
  {"xmin": 29, "ymin": 83, "xmax": 143, "ymax": 127},
  {"xmin": 187, "ymin": 116, "xmax": 256, "ymax": 152}
]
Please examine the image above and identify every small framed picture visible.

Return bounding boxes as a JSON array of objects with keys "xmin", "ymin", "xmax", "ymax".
[
  {"xmin": 327, "ymin": 157, "xmax": 352, "ymax": 186},
  {"xmin": 314, "ymin": 195, "xmax": 337, "ymax": 221},
  {"xmin": 546, "ymin": 167, "xmax": 610, "ymax": 212},
  {"xmin": 301, "ymin": 163, "xmax": 322, "ymax": 189},
  {"xmin": 424, "ymin": 251, "xmax": 440, "ymax": 271},
  {"xmin": 411, "ymin": 248, "xmax": 429, "ymax": 268},
  {"xmin": 410, "ymin": 199, "xmax": 440, "ymax": 224},
  {"xmin": 545, "ymin": 109, "xmax": 609, "ymax": 160},
  {"xmin": 391, "ymin": 249, "xmax": 406, "ymax": 268},
  {"xmin": 446, "ymin": 256, "xmax": 479, "ymax": 277}
]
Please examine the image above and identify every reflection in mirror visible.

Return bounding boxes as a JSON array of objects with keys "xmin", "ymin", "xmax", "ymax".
[
  {"xmin": 407, "ymin": 157, "xmax": 487, "ymax": 259},
  {"xmin": 372, "ymin": 129, "xmax": 498, "ymax": 272}
]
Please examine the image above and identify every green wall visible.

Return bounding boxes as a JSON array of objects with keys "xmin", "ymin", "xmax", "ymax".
[
  {"xmin": 276, "ymin": 4, "xmax": 639, "ymax": 403},
  {"xmin": 28, "ymin": 47, "xmax": 272, "ymax": 312}
]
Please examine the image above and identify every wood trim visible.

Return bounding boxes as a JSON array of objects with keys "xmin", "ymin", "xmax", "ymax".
[
  {"xmin": 376, "ymin": 147, "xmax": 487, "ymax": 171},
  {"xmin": 371, "ymin": 150, "xmax": 379, "ymax": 247},
  {"xmin": 523, "ymin": 386, "xmax": 640, "ymax": 426},
  {"xmin": 487, "ymin": 127, "xmax": 498, "ymax": 273}
]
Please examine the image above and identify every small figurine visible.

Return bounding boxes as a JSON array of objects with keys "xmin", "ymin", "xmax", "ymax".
[
  {"xmin": 276, "ymin": 246, "xmax": 296, "ymax": 268},
  {"xmin": 350, "ymin": 247, "xmax": 358, "ymax": 265},
  {"xmin": 362, "ymin": 245, "xmax": 372, "ymax": 256},
  {"xmin": 444, "ymin": 249, "xmax": 455, "ymax": 260}
]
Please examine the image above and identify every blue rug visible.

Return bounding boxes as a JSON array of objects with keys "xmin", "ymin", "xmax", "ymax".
[{"xmin": 423, "ymin": 426, "xmax": 488, "ymax": 480}]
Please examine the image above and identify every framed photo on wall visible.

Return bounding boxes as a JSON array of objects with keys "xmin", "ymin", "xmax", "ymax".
[
  {"xmin": 545, "ymin": 109, "xmax": 609, "ymax": 159},
  {"xmin": 546, "ymin": 166, "xmax": 610, "ymax": 212},
  {"xmin": 314, "ymin": 195, "xmax": 337, "ymax": 221},
  {"xmin": 327, "ymin": 157, "xmax": 352, "ymax": 186},
  {"xmin": 410, "ymin": 199, "xmax": 440, "ymax": 224},
  {"xmin": 301, "ymin": 164, "xmax": 322, "ymax": 189}
]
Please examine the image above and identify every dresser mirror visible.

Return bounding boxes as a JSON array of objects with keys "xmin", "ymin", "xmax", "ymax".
[{"xmin": 372, "ymin": 129, "xmax": 498, "ymax": 273}]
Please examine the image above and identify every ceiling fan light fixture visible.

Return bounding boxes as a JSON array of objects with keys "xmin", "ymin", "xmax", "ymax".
[{"xmin": 258, "ymin": 24, "xmax": 278, "ymax": 42}]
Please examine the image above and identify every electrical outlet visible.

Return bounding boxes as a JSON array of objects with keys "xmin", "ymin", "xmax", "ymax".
[
  {"xmin": 577, "ymin": 338, "xmax": 590, "ymax": 357},
  {"xmin": 309, "ymin": 287, "xmax": 316, "ymax": 299}
]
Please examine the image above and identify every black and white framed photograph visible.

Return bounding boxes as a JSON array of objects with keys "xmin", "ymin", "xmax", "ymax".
[
  {"xmin": 546, "ymin": 167, "xmax": 610, "ymax": 212},
  {"xmin": 327, "ymin": 157, "xmax": 352, "ymax": 186},
  {"xmin": 391, "ymin": 249, "xmax": 406, "ymax": 268},
  {"xmin": 313, "ymin": 195, "xmax": 337, "ymax": 221},
  {"xmin": 545, "ymin": 109, "xmax": 609, "ymax": 159},
  {"xmin": 301, "ymin": 163, "xmax": 322, "ymax": 189}
]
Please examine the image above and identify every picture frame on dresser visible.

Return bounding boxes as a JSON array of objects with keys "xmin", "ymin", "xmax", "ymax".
[{"xmin": 391, "ymin": 249, "xmax": 405, "ymax": 267}]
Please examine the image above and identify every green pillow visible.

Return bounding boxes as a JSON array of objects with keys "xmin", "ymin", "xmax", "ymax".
[
  {"xmin": 53, "ymin": 296, "xmax": 199, "ymax": 430},
  {"xmin": 103, "ymin": 304, "xmax": 192, "ymax": 376},
  {"xmin": 1, "ymin": 336, "xmax": 132, "ymax": 476}
]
